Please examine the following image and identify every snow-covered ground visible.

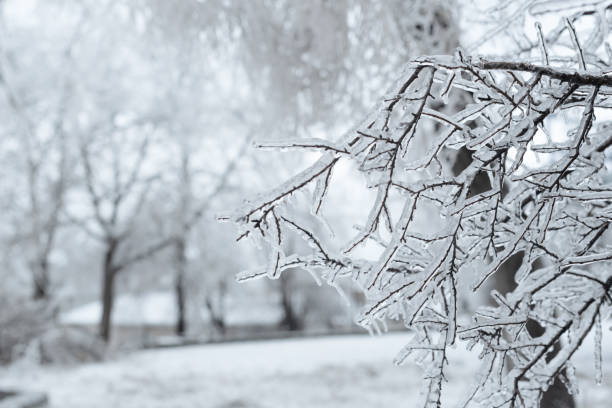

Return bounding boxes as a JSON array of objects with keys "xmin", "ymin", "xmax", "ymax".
[
  {"xmin": 1, "ymin": 332, "xmax": 610, "ymax": 407},
  {"xmin": 60, "ymin": 291, "xmax": 283, "ymax": 328}
]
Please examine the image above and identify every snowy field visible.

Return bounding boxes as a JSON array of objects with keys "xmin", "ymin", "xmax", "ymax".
[{"xmin": 1, "ymin": 332, "xmax": 611, "ymax": 408}]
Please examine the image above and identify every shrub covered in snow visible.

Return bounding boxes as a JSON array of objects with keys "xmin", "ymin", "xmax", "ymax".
[{"xmin": 0, "ymin": 298, "xmax": 50, "ymax": 364}]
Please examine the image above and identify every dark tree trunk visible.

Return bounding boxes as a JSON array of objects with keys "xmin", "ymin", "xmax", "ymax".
[
  {"xmin": 32, "ymin": 259, "xmax": 50, "ymax": 300},
  {"xmin": 99, "ymin": 238, "xmax": 118, "ymax": 342},
  {"xmin": 211, "ymin": 316, "xmax": 225, "ymax": 335},
  {"xmin": 279, "ymin": 272, "xmax": 303, "ymax": 331},
  {"xmin": 174, "ymin": 238, "xmax": 187, "ymax": 336},
  {"xmin": 539, "ymin": 376, "xmax": 575, "ymax": 408},
  {"xmin": 204, "ymin": 281, "xmax": 227, "ymax": 337},
  {"xmin": 206, "ymin": 299, "xmax": 226, "ymax": 336}
]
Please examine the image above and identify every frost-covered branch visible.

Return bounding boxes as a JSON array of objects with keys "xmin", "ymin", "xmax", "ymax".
[{"xmin": 229, "ymin": 4, "xmax": 612, "ymax": 407}]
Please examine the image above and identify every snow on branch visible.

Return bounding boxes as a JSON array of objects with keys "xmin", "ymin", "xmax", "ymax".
[{"xmin": 229, "ymin": 8, "xmax": 612, "ymax": 407}]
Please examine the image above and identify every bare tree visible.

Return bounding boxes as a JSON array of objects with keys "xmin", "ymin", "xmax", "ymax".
[
  {"xmin": 11, "ymin": 102, "xmax": 68, "ymax": 301},
  {"xmin": 0, "ymin": 2, "xmax": 85, "ymax": 300},
  {"xmin": 170, "ymin": 138, "xmax": 247, "ymax": 336},
  {"xmin": 230, "ymin": 1, "xmax": 612, "ymax": 407},
  {"xmin": 74, "ymin": 128, "xmax": 175, "ymax": 342}
]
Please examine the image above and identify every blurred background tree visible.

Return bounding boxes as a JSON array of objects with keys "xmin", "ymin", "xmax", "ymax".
[{"xmin": 0, "ymin": 0, "xmax": 460, "ymax": 358}]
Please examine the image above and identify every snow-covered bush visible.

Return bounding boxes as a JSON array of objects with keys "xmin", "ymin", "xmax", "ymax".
[
  {"xmin": 0, "ymin": 297, "xmax": 104, "ymax": 365},
  {"xmin": 0, "ymin": 298, "xmax": 49, "ymax": 364},
  {"xmin": 37, "ymin": 327, "xmax": 105, "ymax": 365},
  {"xmin": 229, "ymin": 1, "xmax": 612, "ymax": 406}
]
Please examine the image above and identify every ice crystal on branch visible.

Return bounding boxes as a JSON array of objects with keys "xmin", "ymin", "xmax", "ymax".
[{"xmin": 229, "ymin": 2, "xmax": 612, "ymax": 407}]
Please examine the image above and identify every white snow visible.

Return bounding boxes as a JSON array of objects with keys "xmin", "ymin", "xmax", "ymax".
[
  {"xmin": 1, "ymin": 332, "xmax": 610, "ymax": 407},
  {"xmin": 61, "ymin": 292, "xmax": 178, "ymax": 327},
  {"xmin": 60, "ymin": 292, "xmax": 283, "ymax": 328}
]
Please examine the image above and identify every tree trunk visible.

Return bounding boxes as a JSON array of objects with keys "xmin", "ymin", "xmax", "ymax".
[
  {"xmin": 99, "ymin": 238, "xmax": 118, "ymax": 342},
  {"xmin": 204, "ymin": 282, "xmax": 226, "ymax": 337},
  {"xmin": 204, "ymin": 296, "xmax": 226, "ymax": 336},
  {"xmin": 32, "ymin": 259, "xmax": 50, "ymax": 300},
  {"xmin": 279, "ymin": 272, "xmax": 303, "ymax": 331},
  {"xmin": 174, "ymin": 238, "xmax": 187, "ymax": 336}
]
